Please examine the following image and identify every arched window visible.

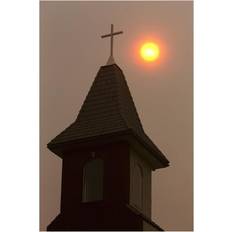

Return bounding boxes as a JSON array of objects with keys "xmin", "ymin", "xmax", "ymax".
[
  {"xmin": 134, "ymin": 163, "xmax": 143, "ymax": 210},
  {"xmin": 82, "ymin": 158, "xmax": 104, "ymax": 202}
]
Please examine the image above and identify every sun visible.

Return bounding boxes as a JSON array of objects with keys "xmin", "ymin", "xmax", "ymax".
[{"xmin": 140, "ymin": 42, "xmax": 160, "ymax": 62}]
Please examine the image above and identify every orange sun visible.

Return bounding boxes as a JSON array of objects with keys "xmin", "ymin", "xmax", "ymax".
[{"xmin": 140, "ymin": 42, "xmax": 160, "ymax": 62}]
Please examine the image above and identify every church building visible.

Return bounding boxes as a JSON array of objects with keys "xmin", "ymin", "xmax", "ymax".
[{"xmin": 47, "ymin": 25, "xmax": 169, "ymax": 231}]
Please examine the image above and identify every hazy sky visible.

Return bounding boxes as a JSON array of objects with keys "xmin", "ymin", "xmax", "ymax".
[{"xmin": 40, "ymin": 1, "xmax": 193, "ymax": 231}]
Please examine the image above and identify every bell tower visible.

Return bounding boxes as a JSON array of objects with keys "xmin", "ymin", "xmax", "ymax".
[{"xmin": 47, "ymin": 25, "xmax": 169, "ymax": 231}]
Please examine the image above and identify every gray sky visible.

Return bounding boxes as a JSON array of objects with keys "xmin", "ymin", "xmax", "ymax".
[{"xmin": 40, "ymin": 1, "xmax": 193, "ymax": 231}]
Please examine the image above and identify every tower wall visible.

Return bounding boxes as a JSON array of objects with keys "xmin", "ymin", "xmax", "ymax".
[{"xmin": 60, "ymin": 141, "xmax": 131, "ymax": 214}]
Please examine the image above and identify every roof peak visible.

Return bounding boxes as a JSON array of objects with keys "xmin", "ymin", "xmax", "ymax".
[{"xmin": 106, "ymin": 55, "xmax": 115, "ymax": 65}]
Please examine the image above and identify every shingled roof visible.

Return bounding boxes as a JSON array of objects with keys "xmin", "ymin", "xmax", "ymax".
[{"xmin": 48, "ymin": 64, "xmax": 169, "ymax": 167}]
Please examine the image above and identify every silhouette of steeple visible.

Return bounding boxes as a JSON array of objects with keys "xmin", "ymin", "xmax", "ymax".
[{"xmin": 47, "ymin": 25, "xmax": 169, "ymax": 231}]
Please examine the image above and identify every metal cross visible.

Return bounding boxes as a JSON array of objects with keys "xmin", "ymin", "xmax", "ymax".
[{"xmin": 101, "ymin": 24, "xmax": 123, "ymax": 64}]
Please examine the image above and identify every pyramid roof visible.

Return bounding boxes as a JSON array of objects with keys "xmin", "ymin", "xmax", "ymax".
[{"xmin": 48, "ymin": 64, "xmax": 169, "ymax": 168}]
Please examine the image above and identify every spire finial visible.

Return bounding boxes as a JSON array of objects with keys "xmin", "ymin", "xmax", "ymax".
[{"xmin": 101, "ymin": 24, "xmax": 123, "ymax": 65}]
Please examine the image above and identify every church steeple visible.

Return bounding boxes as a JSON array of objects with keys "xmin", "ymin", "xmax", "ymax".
[{"xmin": 47, "ymin": 26, "xmax": 169, "ymax": 231}]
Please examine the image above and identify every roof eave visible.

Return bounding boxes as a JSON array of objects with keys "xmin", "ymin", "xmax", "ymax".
[{"xmin": 47, "ymin": 129, "xmax": 169, "ymax": 169}]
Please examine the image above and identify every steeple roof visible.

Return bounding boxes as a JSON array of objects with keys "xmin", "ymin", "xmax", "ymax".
[{"xmin": 48, "ymin": 64, "xmax": 169, "ymax": 168}]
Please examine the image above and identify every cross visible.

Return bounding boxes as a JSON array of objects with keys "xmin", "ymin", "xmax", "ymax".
[{"xmin": 101, "ymin": 24, "xmax": 123, "ymax": 65}]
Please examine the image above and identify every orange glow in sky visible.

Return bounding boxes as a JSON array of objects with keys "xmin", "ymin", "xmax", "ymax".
[
  {"xmin": 140, "ymin": 42, "xmax": 160, "ymax": 62},
  {"xmin": 130, "ymin": 36, "xmax": 166, "ymax": 69}
]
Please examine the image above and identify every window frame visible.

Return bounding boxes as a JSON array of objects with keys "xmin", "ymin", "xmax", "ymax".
[{"xmin": 82, "ymin": 158, "xmax": 104, "ymax": 203}]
